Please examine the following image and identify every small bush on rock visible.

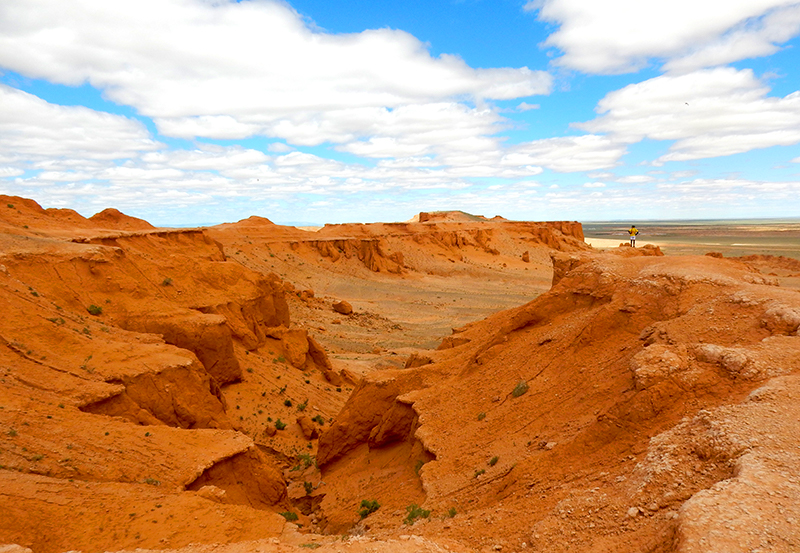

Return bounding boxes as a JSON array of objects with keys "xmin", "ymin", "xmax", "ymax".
[
  {"xmin": 512, "ymin": 380, "xmax": 529, "ymax": 398},
  {"xmin": 404, "ymin": 504, "xmax": 430, "ymax": 525},
  {"xmin": 358, "ymin": 499, "xmax": 380, "ymax": 519}
]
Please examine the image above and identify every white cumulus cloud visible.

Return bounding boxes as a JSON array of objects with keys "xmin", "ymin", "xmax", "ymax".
[
  {"xmin": 578, "ymin": 67, "xmax": 800, "ymax": 162},
  {"xmin": 506, "ymin": 135, "xmax": 627, "ymax": 172},
  {"xmin": 0, "ymin": 0, "xmax": 551, "ymax": 146},
  {"xmin": 0, "ymin": 85, "xmax": 159, "ymax": 163},
  {"xmin": 526, "ymin": 0, "xmax": 800, "ymax": 74}
]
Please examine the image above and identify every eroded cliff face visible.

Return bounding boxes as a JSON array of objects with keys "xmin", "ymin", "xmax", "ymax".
[
  {"xmin": 0, "ymin": 199, "xmax": 591, "ymax": 552},
  {"xmin": 314, "ymin": 250, "xmax": 800, "ymax": 551},
  {"xmin": 207, "ymin": 214, "xmax": 587, "ymax": 279},
  {"xmin": 3, "ymin": 229, "xmax": 293, "ymax": 385},
  {"xmin": 0, "ymin": 196, "xmax": 326, "ymax": 552}
]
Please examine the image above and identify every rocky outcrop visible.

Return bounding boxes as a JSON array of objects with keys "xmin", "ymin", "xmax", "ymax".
[
  {"xmin": 761, "ymin": 302, "xmax": 800, "ymax": 335},
  {"xmin": 0, "ymin": 198, "xmax": 296, "ymax": 553},
  {"xmin": 306, "ymin": 238, "xmax": 404, "ymax": 273},
  {"xmin": 367, "ymin": 398, "xmax": 418, "ymax": 448},
  {"xmin": 296, "ymin": 415, "xmax": 320, "ymax": 439},
  {"xmin": 316, "ymin": 252, "xmax": 800, "ymax": 547},
  {"xmin": 628, "ymin": 374, "xmax": 800, "ymax": 553},
  {"xmin": 262, "ymin": 327, "xmax": 343, "ymax": 385},
  {"xmin": 1, "ymin": 225, "xmax": 292, "ymax": 385},
  {"xmin": 404, "ymin": 353, "xmax": 433, "ymax": 368},
  {"xmin": 0, "ymin": 469, "xmax": 286, "ymax": 553},
  {"xmin": 118, "ymin": 310, "xmax": 242, "ymax": 385},
  {"xmin": 418, "ymin": 211, "xmax": 491, "ymax": 223},
  {"xmin": 88, "ymin": 208, "xmax": 155, "ymax": 231},
  {"xmin": 317, "ymin": 374, "xmax": 427, "ymax": 467},
  {"xmin": 80, "ymin": 355, "xmax": 231, "ymax": 429},
  {"xmin": 186, "ymin": 446, "xmax": 287, "ymax": 509}
]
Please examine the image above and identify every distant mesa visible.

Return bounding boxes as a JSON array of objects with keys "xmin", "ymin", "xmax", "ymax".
[
  {"xmin": 208, "ymin": 215, "xmax": 277, "ymax": 232},
  {"xmin": 238, "ymin": 215, "xmax": 275, "ymax": 225},
  {"xmin": 89, "ymin": 208, "xmax": 155, "ymax": 231},
  {"xmin": 414, "ymin": 210, "xmax": 505, "ymax": 223}
]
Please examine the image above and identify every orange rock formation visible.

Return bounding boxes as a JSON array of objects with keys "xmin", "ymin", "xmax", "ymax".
[{"xmin": 1, "ymin": 197, "xmax": 798, "ymax": 553}]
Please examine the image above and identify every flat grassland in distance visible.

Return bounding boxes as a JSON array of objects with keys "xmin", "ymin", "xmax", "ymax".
[{"xmin": 583, "ymin": 218, "xmax": 800, "ymax": 260}]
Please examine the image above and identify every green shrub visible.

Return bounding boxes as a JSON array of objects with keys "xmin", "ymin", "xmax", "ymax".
[
  {"xmin": 414, "ymin": 459, "xmax": 424, "ymax": 475},
  {"xmin": 477, "ymin": 412, "xmax": 486, "ymax": 421},
  {"xmin": 303, "ymin": 481, "xmax": 314, "ymax": 495},
  {"xmin": 312, "ymin": 414, "xmax": 325, "ymax": 425},
  {"xmin": 162, "ymin": 277, "xmax": 172, "ymax": 286},
  {"xmin": 488, "ymin": 456, "xmax": 499, "ymax": 466},
  {"xmin": 279, "ymin": 511, "xmax": 298, "ymax": 521},
  {"xmin": 359, "ymin": 499, "xmax": 380, "ymax": 519},
  {"xmin": 404, "ymin": 504, "xmax": 430, "ymax": 525},
  {"xmin": 446, "ymin": 507, "xmax": 457, "ymax": 518},
  {"xmin": 87, "ymin": 304, "xmax": 103, "ymax": 316},
  {"xmin": 298, "ymin": 453, "xmax": 316, "ymax": 468},
  {"xmin": 284, "ymin": 399, "xmax": 293, "ymax": 407},
  {"xmin": 512, "ymin": 380, "xmax": 529, "ymax": 398},
  {"xmin": 474, "ymin": 469, "xmax": 486, "ymax": 478},
  {"xmin": 275, "ymin": 419, "xmax": 286, "ymax": 430}
]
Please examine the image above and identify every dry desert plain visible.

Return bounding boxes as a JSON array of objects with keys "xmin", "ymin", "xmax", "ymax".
[{"xmin": 1, "ymin": 197, "xmax": 800, "ymax": 553}]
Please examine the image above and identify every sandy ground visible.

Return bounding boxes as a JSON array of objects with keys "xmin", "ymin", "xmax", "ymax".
[{"xmin": 585, "ymin": 238, "xmax": 659, "ymax": 249}]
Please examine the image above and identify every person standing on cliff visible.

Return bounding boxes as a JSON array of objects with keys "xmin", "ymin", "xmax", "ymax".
[{"xmin": 629, "ymin": 225, "xmax": 639, "ymax": 247}]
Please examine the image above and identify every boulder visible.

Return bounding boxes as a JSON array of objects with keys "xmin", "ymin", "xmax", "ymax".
[
  {"xmin": 297, "ymin": 415, "xmax": 319, "ymax": 440},
  {"xmin": 333, "ymin": 300, "xmax": 353, "ymax": 315}
]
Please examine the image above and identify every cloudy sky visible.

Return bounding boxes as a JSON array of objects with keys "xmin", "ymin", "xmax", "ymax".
[{"xmin": 1, "ymin": 0, "xmax": 799, "ymax": 226}]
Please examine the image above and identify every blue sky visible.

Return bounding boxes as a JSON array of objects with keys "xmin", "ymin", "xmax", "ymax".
[{"xmin": 1, "ymin": 0, "xmax": 799, "ymax": 226}]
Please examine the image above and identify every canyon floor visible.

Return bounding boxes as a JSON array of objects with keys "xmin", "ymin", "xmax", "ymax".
[{"xmin": 1, "ymin": 199, "xmax": 799, "ymax": 553}]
